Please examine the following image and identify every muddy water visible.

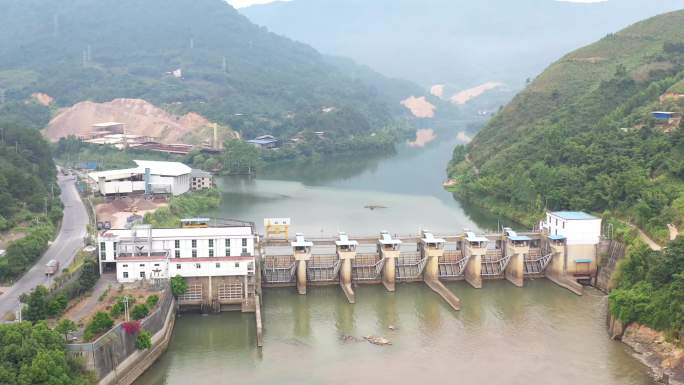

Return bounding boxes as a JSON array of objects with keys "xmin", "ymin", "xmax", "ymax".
[{"xmin": 135, "ymin": 281, "xmax": 655, "ymax": 385}]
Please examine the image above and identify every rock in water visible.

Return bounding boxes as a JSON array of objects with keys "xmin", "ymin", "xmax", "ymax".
[{"xmin": 364, "ymin": 336, "xmax": 392, "ymax": 346}]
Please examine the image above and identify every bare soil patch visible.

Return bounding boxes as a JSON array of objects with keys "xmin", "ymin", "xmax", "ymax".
[
  {"xmin": 400, "ymin": 96, "xmax": 436, "ymax": 118},
  {"xmin": 450, "ymin": 82, "xmax": 503, "ymax": 105}
]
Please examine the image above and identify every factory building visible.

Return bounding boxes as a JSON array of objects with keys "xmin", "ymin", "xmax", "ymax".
[{"xmin": 88, "ymin": 160, "xmax": 193, "ymax": 196}]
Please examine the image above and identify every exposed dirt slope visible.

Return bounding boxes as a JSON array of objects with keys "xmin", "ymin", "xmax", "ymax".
[{"xmin": 44, "ymin": 98, "xmax": 235, "ymax": 144}]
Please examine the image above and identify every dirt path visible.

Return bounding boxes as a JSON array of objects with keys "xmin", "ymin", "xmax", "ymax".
[{"xmin": 667, "ymin": 223, "xmax": 678, "ymax": 241}]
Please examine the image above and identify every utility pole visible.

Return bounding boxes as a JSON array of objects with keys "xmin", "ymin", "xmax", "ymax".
[{"xmin": 123, "ymin": 296, "xmax": 130, "ymax": 322}]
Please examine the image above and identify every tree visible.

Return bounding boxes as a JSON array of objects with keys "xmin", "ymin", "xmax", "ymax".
[
  {"xmin": 130, "ymin": 304, "xmax": 149, "ymax": 320},
  {"xmin": 55, "ymin": 319, "xmax": 77, "ymax": 342},
  {"xmin": 22, "ymin": 285, "xmax": 50, "ymax": 322},
  {"xmin": 0, "ymin": 322, "xmax": 90, "ymax": 385},
  {"xmin": 135, "ymin": 330, "xmax": 152, "ymax": 350},
  {"xmin": 84, "ymin": 312, "xmax": 113, "ymax": 341},
  {"xmin": 170, "ymin": 275, "xmax": 187, "ymax": 297}
]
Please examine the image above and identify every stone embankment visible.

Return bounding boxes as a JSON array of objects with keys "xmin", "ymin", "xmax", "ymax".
[{"xmin": 608, "ymin": 315, "xmax": 684, "ymax": 384}]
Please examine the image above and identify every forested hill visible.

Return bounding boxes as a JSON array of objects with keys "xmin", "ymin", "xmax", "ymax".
[
  {"xmin": 0, "ymin": 0, "xmax": 426, "ymax": 140},
  {"xmin": 447, "ymin": 10, "xmax": 684, "ymax": 241}
]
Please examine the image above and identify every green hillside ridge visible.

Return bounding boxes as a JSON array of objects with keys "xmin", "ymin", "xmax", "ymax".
[
  {"xmin": 0, "ymin": 0, "xmax": 437, "ymax": 147},
  {"xmin": 447, "ymin": 10, "xmax": 684, "ymax": 242},
  {"xmin": 669, "ymin": 78, "xmax": 684, "ymax": 93}
]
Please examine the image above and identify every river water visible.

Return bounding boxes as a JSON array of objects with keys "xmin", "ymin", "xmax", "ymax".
[
  {"xmin": 208, "ymin": 128, "xmax": 503, "ymax": 236},
  {"xmin": 135, "ymin": 128, "xmax": 655, "ymax": 385}
]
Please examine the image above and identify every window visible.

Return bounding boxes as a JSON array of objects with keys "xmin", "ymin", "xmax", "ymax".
[
  {"xmin": 100, "ymin": 242, "xmax": 106, "ymax": 260},
  {"xmin": 176, "ymin": 264, "xmax": 181, "ymax": 269},
  {"xmin": 154, "ymin": 263, "xmax": 159, "ymax": 267},
  {"xmin": 562, "ymin": 221, "xmax": 565, "ymax": 229},
  {"xmin": 113, "ymin": 242, "xmax": 118, "ymax": 257},
  {"xmin": 191, "ymin": 240, "xmax": 197, "ymax": 248},
  {"xmin": 123, "ymin": 272, "xmax": 128, "ymax": 278},
  {"xmin": 208, "ymin": 239, "xmax": 214, "ymax": 248},
  {"xmin": 192, "ymin": 250, "xmax": 197, "ymax": 258},
  {"xmin": 175, "ymin": 240, "xmax": 180, "ymax": 248},
  {"xmin": 242, "ymin": 238, "xmax": 247, "ymax": 247},
  {"xmin": 209, "ymin": 249, "xmax": 214, "ymax": 257},
  {"xmin": 242, "ymin": 247, "xmax": 248, "ymax": 255},
  {"xmin": 234, "ymin": 262, "xmax": 240, "ymax": 268},
  {"xmin": 122, "ymin": 264, "xmax": 128, "ymax": 268},
  {"xmin": 139, "ymin": 264, "xmax": 145, "ymax": 267},
  {"xmin": 140, "ymin": 271, "xmax": 145, "ymax": 278},
  {"xmin": 195, "ymin": 263, "xmax": 201, "ymax": 269},
  {"xmin": 225, "ymin": 239, "xmax": 230, "ymax": 247},
  {"xmin": 215, "ymin": 263, "xmax": 221, "ymax": 268},
  {"xmin": 175, "ymin": 250, "xmax": 180, "ymax": 258}
]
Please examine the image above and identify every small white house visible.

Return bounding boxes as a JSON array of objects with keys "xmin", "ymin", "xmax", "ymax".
[
  {"xmin": 541, "ymin": 211, "xmax": 602, "ymax": 245},
  {"xmin": 88, "ymin": 160, "xmax": 192, "ymax": 196}
]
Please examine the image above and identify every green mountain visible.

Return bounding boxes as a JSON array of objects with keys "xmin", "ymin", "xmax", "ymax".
[
  {"xmin": 0, "ymin": 0, "xmax": 432, "ymax": 141},
  {"xmin": 447, "ymin": 10, "xmax": 684, "ymax": 241}
]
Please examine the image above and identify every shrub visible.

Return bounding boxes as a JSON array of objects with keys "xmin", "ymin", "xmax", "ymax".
[
  {"xmin": 135, "ymin": 330, "xmax": 152, "ymax": 350},
  {"xmin": 84, "ymin": 312, "xmax": 113, "ymax": 341},
  {"xmin": 145, "ymin": 295, "xmax": 159, "ymax": 308},
  {"xmin": 170, "ymin": 275, "xmax": 187, "ymax": 297},
  {"xmin": 55, "ymin": 319, "xmax": 77, "ymax": 342},
  {"xmin": 122, "ymin": 320, "xmax": 141, "ymax": 335},
  {"xmin": 130, "ymin": 304, "xmax": 149, "ymax": 320}
]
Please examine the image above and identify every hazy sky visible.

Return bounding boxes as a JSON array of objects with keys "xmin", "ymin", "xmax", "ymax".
[
  {"xmin": 229, "ymin": 0, "xmax": 607, "ymax": 8},
  {"xmin": 228, "ymin": 0, "xmax": 288, "ymax": 8}
]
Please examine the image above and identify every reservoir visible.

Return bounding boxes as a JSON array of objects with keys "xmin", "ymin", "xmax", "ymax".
[
  {"xmin": 136, "ymin": 282, "xmax": 654, "ymax": 385},
  {"xmin": 136, "ymin": 127, "xmax": 655, "ymax": 385}
]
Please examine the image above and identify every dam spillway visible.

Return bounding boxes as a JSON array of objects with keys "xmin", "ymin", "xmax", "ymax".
[{"xmin": 260, "ymin": 228, "xmax": 593, "ymax": 311}]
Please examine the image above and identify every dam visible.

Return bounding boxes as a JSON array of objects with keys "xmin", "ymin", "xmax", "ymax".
[{"xmin": 259, "ymin": 226, "xmax": 593, "ymax": 313}]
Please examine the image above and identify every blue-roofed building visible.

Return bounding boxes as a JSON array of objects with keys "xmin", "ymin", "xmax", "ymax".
[
  {"xmin": 541, "ymin": 211, "xmax": 602, "ymax": 280},
  {"xmin": 541, "ymin": 211, "xmax": 601, "ymax": 245},
  {"xmin": 246, "ymin": 135, "xmax": 279, "ymax": 149}
]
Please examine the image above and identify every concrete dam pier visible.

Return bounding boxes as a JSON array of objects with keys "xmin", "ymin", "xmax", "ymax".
[{"xmin": 261, "ymin": 227, "xmax": 595, "ymax": 311}]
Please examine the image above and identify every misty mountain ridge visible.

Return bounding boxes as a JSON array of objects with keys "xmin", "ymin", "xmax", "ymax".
[
  {"xmin": 0, "ymin": 0, "xmax": 455, "ymax": 142},
  {"xmin": 242, "ymin": 0, "xmax": 684, "ymax": 90}
]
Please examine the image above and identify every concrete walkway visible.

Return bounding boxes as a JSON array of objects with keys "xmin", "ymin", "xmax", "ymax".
[
  {"xmin": 66, "ymin": 273, "xmax": 117, "ymax": 324},
  {"xmin": 636, "ymin": 227, "xmax": 662, "ymax": 251}
]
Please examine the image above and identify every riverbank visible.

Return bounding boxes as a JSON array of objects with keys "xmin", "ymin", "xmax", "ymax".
[{"xmin": 609, "ymin": 315, "xmax": 684, "ymax": 385}]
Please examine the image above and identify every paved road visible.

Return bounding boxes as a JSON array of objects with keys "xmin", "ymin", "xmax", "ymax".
[{"xmin": 0, "ymin": 174, "xmax": 89, "ymax": 318}]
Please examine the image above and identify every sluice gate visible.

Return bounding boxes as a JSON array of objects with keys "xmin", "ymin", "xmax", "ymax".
[
  {"xmin": 523, "ymin": 249, "xmax": 553, "ymax": 276},
  {"xmin": 351, "ymin": 253, "xmax": 383, "ymax": 281},
  {"xmin": 306, "ymin": 255, "xmax": 341, "ymax": 282},
  {"xmin": 395, "ymin": 252, "xmax": 428, "ymax": 281},
  {"xmin": 438, "ymin": 250, "xmax": 469, "ymax": 279},
  {"xmin": 262, "ymin": 255, "xmax": 296, "ymax": 284},
  {"xmin": 481, "ymin": 250, "xmax": 511, "ymax": 277}
]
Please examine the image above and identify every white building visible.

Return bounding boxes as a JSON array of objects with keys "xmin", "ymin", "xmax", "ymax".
[
  {"xmin": 88, "ymin": 160, "xmax": 192, "ymax": 196},
  {"xmin": 540, "ymin": 211, "xmax": 602, "ymax": 278},
  {"xmin": 541, "ymin": 211, "xmax": 602, "ymax": 245},
  {"xmin": 98, "ymin": 222, "xmax": 256, "ymax": 283}
]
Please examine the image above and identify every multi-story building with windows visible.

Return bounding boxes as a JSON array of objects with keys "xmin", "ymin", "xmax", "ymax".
[{"xmin": 98, "ymin": 219, "xmax": 257, "ymax": 312}]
